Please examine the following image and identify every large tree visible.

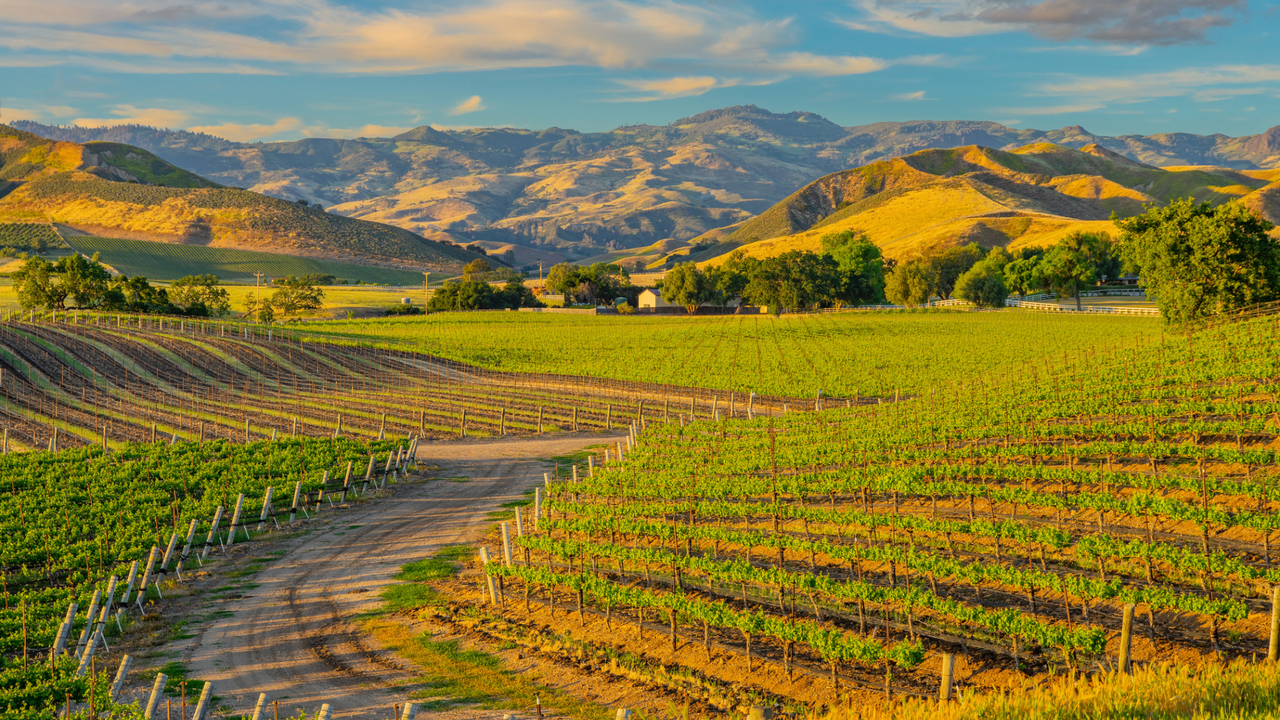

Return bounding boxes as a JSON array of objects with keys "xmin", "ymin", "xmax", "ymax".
[
  {"xmin": 170, "ymin": 274, "xmax": 231, "ymax": 317},
  {"xmin": 1115, "ymin": 200, "xmax": 1279, "ymax": 324},
  {"xmin": 661, "ymin": 262, "xmax": 718, "ymax": 314},
  {"xmin": 884, "ymin": 259, "xmax": 938, "ymax": 307},
  {"xmin": 1040, "ymin": 231, "xmax": 1120, "ymax": 311},
  {"xmin": 709, "ymin": 250, "xmax": 761, "ymax": 299},
  {"xmin": 821, "ymin": 230, "xmax": 886, "ymax": 305},
  {"xmin": 742, "ymin": 251, "xmax": 842, "ymax": 313},
  {"xmin": 930, "ymin": 243, "xmax": 984, "ymax": 300},
  {"xmin": 954, "ymin": 257, "xmax": 1009, "ymax": 308}
]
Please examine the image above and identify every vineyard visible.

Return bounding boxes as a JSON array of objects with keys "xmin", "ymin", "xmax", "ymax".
[
  {"xmin": 0, "ymin": 312, "xmax": 814, "ymax": 453},
  {"xmin": 59, "ymin": 235, "xmax": 430, "ymax": 285},
  {"xmin": 0, "ymin": 435, "xmax": 405, "ymax": 718},
  {"xmin": 0, "ymin": 224, "xmax": 64, "ymax": 252},
  {"xmin": 465, "ymin": 310, "xmax": 1280, "ymax": 707},
  {"xmin": 306, "ymin": 310, "xmax": 1159, "ymax": 398}
]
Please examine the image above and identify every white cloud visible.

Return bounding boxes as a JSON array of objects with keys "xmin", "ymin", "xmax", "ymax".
[
  {"xmin": 73, "ymin": 104, "xmax": 191, "ymax": 128},
  {"xmin": 612, "ymin": 76, "xmax": 740, "ymax": 101},
  {"xmin": 0, "ymin": 0, "xmax": 940, "ymax": 84},
  {"xmin": 450, "ymin": 96, "xmax": 486, "ymax": 115},
  {"xmin": 188, "ymin": 117, "xmax": 302, "ymax": 142},
  {"xmin": 893, "ymin": 90, "xmax": 928, "ymax": 100}
]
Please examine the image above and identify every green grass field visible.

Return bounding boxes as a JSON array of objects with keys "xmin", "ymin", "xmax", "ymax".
[
  {"xmin": 60, "ymin": 235, "xmax": 443, "ymax": 285},
  {"xmin": 303, "ymin": 310, "xmax": 1159, "ymax": 398}
]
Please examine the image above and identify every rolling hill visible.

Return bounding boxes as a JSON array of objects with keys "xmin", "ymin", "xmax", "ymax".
[
  {"xmin": 698, "ymin": 143, "xmax": 1280, "ymax": 264},
  {"xmin": 16, "ymin": 108, "xmax": 1279, "ymax": 265},
  {"xmin": 0, "ymin": 124, "xmax": 482, "ymax": 273}
]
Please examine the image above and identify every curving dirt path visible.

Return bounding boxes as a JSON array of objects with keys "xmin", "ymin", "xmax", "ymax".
[{"xmin": 178, "ymin": 432, "xmax": 616, "ymax": 719}]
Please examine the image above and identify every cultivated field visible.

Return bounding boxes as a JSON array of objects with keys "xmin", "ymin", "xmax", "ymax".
[
  {"xmin": 463, "ymin": 311, "xmax": 1280, "ymax": 707},
  {"xmin": 305, "ymin": 311, "xmax": 1159, "ymax": 398}
]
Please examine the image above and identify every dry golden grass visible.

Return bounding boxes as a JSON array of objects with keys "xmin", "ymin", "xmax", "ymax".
[{"xmin": 837, "ymin": 661, "xmax": 1280, "ymax": 720}]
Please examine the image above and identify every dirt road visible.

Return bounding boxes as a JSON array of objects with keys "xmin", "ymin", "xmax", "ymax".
[{"xmin": 178, "ymin": 433, "xmax": 615, "ymax": 719}]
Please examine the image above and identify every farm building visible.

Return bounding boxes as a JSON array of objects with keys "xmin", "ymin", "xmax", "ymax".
[{"xmin": 637, "ymin": 289, "xmax": 674, "ymax": 309}]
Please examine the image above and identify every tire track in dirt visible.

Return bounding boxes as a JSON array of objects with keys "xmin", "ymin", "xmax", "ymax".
[{"xmin": 178, "ymin": 433, "xmax": 616, "ymax": 719}]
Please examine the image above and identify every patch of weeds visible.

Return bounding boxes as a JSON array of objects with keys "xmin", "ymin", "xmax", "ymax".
[
  {"xmin": 347, "ymin": 525, "xmax": 363, "ymax": 530},
  {"xmin": 150, "ymin": 661, "xmax": 204, "ymax": 697},
  {"xmin": 499, "ymin": 489, "xmax": 536, "ymax": 509},
  {"xmin": 448, "ymin": 477, "xmax": 470, "ymax": 483},
  {"xmin": 375, "ymin": 545, "xmax": 471, "ymax": 615},
  {"xmin": 225, "ymin": 563, "xmax": 265, "ymax": 578},
  {"xmin": 364, "ymin": 619, "xmax": 599, "ymax": 720}
]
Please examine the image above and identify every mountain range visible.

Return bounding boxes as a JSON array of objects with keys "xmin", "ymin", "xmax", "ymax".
[{"xmin": 17, "ymin": 107, "xmax": 1280, "ymax": 267}]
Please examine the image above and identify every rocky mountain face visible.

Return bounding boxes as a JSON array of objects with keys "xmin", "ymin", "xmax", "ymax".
[{"xmin": 16, "ymin": 108, "xmax": 1279, "ymax": 260}]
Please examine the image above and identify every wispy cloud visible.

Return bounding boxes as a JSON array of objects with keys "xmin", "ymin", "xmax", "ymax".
[
  {"xmin": 993, "ymin": 102, "xmax": 1105, "ymax": 114},
  {"xmin": 450, "ymin": 96, "xmax": 486, "ymax": 115},
  {"xmin": 840, "ymin": 0, "xmax": 1246, "ymax": 45},
  {"xmin": 893, "ymin": 90, "xmax": 929, "ymax": 100},
  {"xmin": 73, "ymin": 104, "xmax": 192, "ymax": 128},
  {"xmin": 188, "ymin": 117, "xmax": 301, "ymax": 142},
  {"xmin": 1036, "ymin": 64, "xmax": 1280, "ymax": 103}
]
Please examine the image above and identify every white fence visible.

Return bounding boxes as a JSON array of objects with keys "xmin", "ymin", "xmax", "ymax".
[{"xmin": 1005, "ymin": 298, "xmax": 1159, "ymax": 316}]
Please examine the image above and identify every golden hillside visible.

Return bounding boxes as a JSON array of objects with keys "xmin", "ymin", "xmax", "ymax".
[
  {"xmin": 701, "ymin": 143, "xmax": 1280, "ymax": 264},
  {"xmin": 0, "ymin": 124, "xmax": 481, "ymax": 272}
]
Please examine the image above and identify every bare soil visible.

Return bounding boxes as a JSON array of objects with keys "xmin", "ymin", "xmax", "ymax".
[{"xmin": 112, "ymin": 433, "xmax": 626, "ymax": 719}]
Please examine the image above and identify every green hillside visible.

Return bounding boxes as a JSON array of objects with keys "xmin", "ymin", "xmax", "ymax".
[{"xmin": 59, "ymin": 235, "xmax": 431, "ymax": 284}]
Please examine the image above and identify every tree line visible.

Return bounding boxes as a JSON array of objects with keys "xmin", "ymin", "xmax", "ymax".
[
  {"xmin": 655, "ymin": 198, "xmax": 1278, "ymax": 322},
  {"xmin": 11, "ymin": 255, "xmax": 330, "ymax": 321}
]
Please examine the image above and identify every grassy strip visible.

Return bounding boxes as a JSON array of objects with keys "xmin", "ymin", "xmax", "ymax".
[
  {"xmin": 367, "ymin": 547, "xmax": 602, "ymax": 720},
  {"xmin": 859, "ymin": 661, "xmax": 1280, "ymax": 720}
]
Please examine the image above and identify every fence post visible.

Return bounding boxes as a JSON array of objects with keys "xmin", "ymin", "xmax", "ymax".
[
  {"xmin": 110, "ymin": 655, "xmax": 132, "ymax": 702},
  {"xmin": 201, "ymin": 507, "xmax": 224, "ymax": 562},
  {"xmin": 1119, "ymin": 603, "xmax": 1135, "ymax": 674},
  {"xmin": 144, "ymin": 674, "xmax": 167, "ymax": 719},
  {"xmin": 1270, "ymin": 586, "xmax": 1280, "ymax": 662},
  {"xmin": 227, "ymin": 494, "xmax": 245, "ymax": 547},
  {"xmin": 251, "ymin": 693, "xmax": 269, "ymax": 720},
  {"xmin": 191, "ymin": 681, "xmax": 214, "ymax": 720},
  {"xmin": 501, "ymin": 522, "xmax": 513, "ymax": 567},
  {"xmin": 940, "ymin": 652, "xmax": 955, "ymax": 701}
]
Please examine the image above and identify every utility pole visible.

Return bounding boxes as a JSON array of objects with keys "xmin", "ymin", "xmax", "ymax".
[{"xmin": 253, "ymin": 272, "xmax": 265, "ymax": 322}]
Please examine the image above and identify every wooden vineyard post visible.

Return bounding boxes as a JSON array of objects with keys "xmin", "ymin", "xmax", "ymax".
[
  {"xmin": 316, "ymin": 704, "xmax": 332, "ymax": 720},
  {"xmin": 379, "ymin": 413, "xmax": 386, "ymax": 440},
  {"xmin": 292, "ymin": 417, "xmax": 298, "ymax": 437},
  {"xmin": 1119, "ymin": 603, "xmax": 1135, "ymax": 674},
  {"xmin": 151, "ymin": 424, "xmax": 156, "ymax": 443},
  {"xmin": 636, "ymin": 399, "xmax": 643, "ymax": 424},
  {"xmin": 201, "ymin": 508, "xmax": 223, "ymax": 562},
  {"xmin": 573, "ymin": 407, "xmax": 578, "ymax": 431},
  {"xmin": 110, "ymin": 655, "xmax": 132, "ymax": 702},
  {"xmin": 137, "ymin": 547, "xmax": 160, "ymax": 606},
  {"xmin": 460, "ymin": 408, "xmax": 467, "ymax": 437},
  {"xmin": 245, "ymin": 419, "xmax": 251, "ymax": 443},
  {"xmin": 144, "ymin": 674, "xmax": 167, "ymax": 719},
  {"xmin": 940, "ymin": 652, "xmax": 955, "ymax": 701},
  {"xmin": 515, "ymin": 507, "xmax": 524, "ymax": 538},
  {"xmin": 479, "ymin": 547, "xmax": 498, "ymax": 605},
  {"xmin": 226, "ymin": 494, "xmax": 245, "ymax": 548},
  {"xmin": 198, "ymin": 422, "xmax": 204, "ymax": 445},
  {"xmin": 175, "ymin": 519, "xmax": 198, "ymax": 577},
  {"xmin": 116, "ymin": 563, "xmax": 138, "ymax": 624},
  {"xmin": 534, "ymin": 488, "xmax": 542, "ymax": 531},
  {"xmin": 191, "ymin": 681, "xmax": 214, "ymax": 720},
  {"xmin": 335, "ymin": 414, "xmax": 343, "ymax": 439},
  {"xmin": 2, "ymin": 428, "xmax": 7, "ymax": 455},
  {"xmin": 251, "ymin": 693, "xmax": 268, "ymax": 720},
  {"xmin": 290, "ymin": 481, "xmax": 302, "ymax": 523},
  {"xmin": 340, "ymin": 461, "xmax": 354, "ymax": 502},
  {"xmin": 538, "ymin": 406, "xmax": 544, "ymax": 433},
  {"xmin": 587, "ymin": 456, "xmax": 594, "ymax": 477},
  {"xmin": 361, "ymin": 455, "xmax": 375, "ymax": 493},
  {"xmin": 1270, "ymin": 586, "xmax": 1280, "ymax": 662},
  {"xmin": 501, "ymin": 522, "xmax": 513, "ymax": 566},
  {"xmin": 499, "ymin": 408, "xmax": 506, "ymax": 435},
  {"xmin": 606, "ymin": 404, "xmax": 612, "ymax": 429},
  {"xmin": 748, "ymin": 393, "xmax": 755, "ymax": 419},
  {"xmin": 257, "ymin": 487, "xmax": 274, "ymax": 531},
  {"xmin": 101, "ymin": 425, "xmax": 108, "ymax": 452}
]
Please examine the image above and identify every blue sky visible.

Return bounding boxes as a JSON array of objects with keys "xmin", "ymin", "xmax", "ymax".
[{"xmin": 1, "ymin": 0, "xmax": 1276, "ymax": 142}]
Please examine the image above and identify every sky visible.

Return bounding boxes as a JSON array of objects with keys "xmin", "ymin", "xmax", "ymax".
[{"xmin": 0, "ymin": 0, "xmax": 1276, "ymax": 143}]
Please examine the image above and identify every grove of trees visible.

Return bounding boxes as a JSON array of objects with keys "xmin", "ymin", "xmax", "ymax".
[{"xmin": 13, "ymin": 255, "xmax": 232, "ymax": 316}]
